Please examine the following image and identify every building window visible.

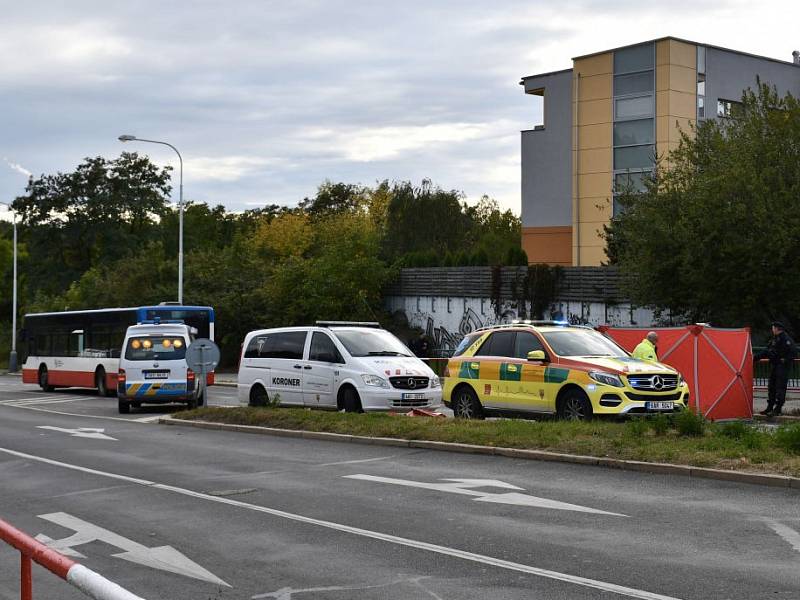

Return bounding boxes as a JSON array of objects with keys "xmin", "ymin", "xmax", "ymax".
[
  {"xmin": 447, "ymin": 297, "xmax": 452, "ymax": 313},
  {"xmin": 612, "ymin": 42, "xmax": 655, "ymax": 216},
  {"xmin": 697, "ymin": 46, "xmax": 706, "ymax": 120},
  {"xmin": 717, "ymin": 99, "xmax": 741, "ymax": 118},
  {"xmin": 432, "ymin": 298, "xmax": 436, "ymax": 313}
]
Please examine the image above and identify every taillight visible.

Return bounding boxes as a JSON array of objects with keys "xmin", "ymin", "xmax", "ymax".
[
  {"xmin": 187, "ymin": 368, "xmax": 195, "ymax": 383},
  {"xmin": 118, "ymin": 369, "xmax": 126, "ymax": 384}
]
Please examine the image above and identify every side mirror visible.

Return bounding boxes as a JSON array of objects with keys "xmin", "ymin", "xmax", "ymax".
[{"xmin": 527, "ymin": 350, "xmax": 547, "ymax": 361}]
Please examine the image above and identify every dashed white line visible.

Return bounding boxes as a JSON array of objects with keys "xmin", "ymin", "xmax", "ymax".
[
  {"xmin": 0, "ymin": 446, "xmax": 682, "ymax": 600},
  {"xmin": 766, "ymin": 519, "xmax": 800, "ymax": 553}
]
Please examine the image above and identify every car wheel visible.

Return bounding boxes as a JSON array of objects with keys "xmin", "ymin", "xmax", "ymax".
[
  {"xmin": 118, "ymin": 400, "xmax": 130, "ymax": 414},
  {"xmin": 341, "ymin": 387, "xmax": 363, "ymax": 413},
  {"xmin": 249, "ymin": 385, "xmax": 268, "ymax": 407},
  {"xmin": 96, "ymin": 369, "xmax": 108, "ymax": 396},
  {"xmin": 187, "ymin": 394, "xmax": 198, "ymax": 410},
  {"xmin": 452, "ymin": 386, "xmax": 483, "ymax": 419},
  {"xmin": 39, "ymin": 366, "xmax": 54, "ymax": 392},
  {"xmin": 559, "ymin": 390, "xmax": 593, "ymax": 421}
]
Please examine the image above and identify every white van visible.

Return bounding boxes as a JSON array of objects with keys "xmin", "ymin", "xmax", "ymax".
[
  {"xmin": 117, "ymin": 321, "xmax": 205, "ymax": 413},
  {"xmin": 237, "ymin": 322, "xmax": 442, "ymax": 412}
]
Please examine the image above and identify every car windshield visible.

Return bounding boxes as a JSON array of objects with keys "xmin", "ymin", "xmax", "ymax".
[
  {"xmin": 541, "ymin": 329, "xmax": 628, "ymax": 358},
  {"xmin": 124, "ymin": 336, "xmax": 188, "ymax": 361},
  {"xmin": 332, "ymin": 329, "xmax": 413, "ymax": 358}
]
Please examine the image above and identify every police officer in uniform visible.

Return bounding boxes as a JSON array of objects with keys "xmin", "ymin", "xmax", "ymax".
[{"xmin": 755, "ymin": 321, "xmax": 797, "ymax": 416}]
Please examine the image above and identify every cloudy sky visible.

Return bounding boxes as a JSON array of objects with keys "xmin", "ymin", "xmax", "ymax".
[{"xmin": 0, "ymin": 1, "xmax": 798, "ymax": 216}]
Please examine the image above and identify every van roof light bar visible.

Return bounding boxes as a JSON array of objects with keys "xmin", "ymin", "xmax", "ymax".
[{"xmin": 315, "ymin": 321, "xmax": 381, "ymax": 328}]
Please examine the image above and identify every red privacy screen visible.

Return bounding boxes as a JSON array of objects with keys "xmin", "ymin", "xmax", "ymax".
[{"xmin": 598, "ymin": 325, "xmax": 753, "ymax": 420}]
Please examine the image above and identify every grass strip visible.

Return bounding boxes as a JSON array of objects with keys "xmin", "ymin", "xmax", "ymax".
[{"xmin": 174, "ymin": 407, "xmax": 800, "ymax": 477}]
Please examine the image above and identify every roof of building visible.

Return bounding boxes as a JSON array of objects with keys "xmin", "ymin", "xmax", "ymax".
[{"xmin": 520, "ymin": 36, "xmax": 800, "ymax": 83}]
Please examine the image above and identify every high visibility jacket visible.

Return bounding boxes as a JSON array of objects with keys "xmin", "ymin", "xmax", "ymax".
[{"xmin": 632, "ymin": 338, "xmax": 658, "ymax": 362}]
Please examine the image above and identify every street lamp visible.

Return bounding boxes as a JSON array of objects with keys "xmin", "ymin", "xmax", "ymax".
[
  {"xmin": 118, "ymin": 134, "xmax": 185, "ymax": 304},
  {"xmin": 0, "ymin": 202, "xmax": 18, "ymax": 372}
]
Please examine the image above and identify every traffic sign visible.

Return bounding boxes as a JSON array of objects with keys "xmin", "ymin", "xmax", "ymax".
[{"xmin": 185, "ymin": 339, "xmax": 220, "ymax": 376}]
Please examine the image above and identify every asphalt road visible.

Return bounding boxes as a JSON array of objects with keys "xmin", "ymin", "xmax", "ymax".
[{"xmin": 0, "ymin": 375, "xmax": 798, "ymax": 600}]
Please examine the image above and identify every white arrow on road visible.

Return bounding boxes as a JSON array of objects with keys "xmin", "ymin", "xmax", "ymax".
[
  {"xmin": 36, "ymin": 426, "xmax": 117, "ymax": 440},
  {"xmin": 345, "ymin": 475, "xmax": 626, "ymax": 516},
  {"xmin": 35, "ymin": 512, "xmax": 229, "ymax": 587}
]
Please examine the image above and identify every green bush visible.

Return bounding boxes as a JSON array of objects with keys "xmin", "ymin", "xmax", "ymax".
[
  {"xmin": 674, "ymin": 408, "xmax": 706, "ymax": 436},
  {"xmin": 625, "ymin": 417, "xmax": 648, "ymax": 438},
  {"xmin": 649, "ymin": 413, "xmax": 671, "ymax": 436},
  {"xmin": 718, "ymin": 421, "xmax": 749, "ymax": 439},
  {"xmin": 775, "ymin": 424, "xmax": 800, "ymax": 454}
]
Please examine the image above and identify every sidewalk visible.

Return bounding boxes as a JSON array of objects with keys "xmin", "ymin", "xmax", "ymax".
[{"xmin": 213, "ymin": 372, "xmax": 237, "ymax": 387}]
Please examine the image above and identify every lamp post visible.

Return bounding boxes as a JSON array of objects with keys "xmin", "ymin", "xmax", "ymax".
[
  {"xmin": 0, "ymin": 202, "xmax": 18, "ymax": 372},
  {"xmin": 118, "ymin": 135, "xmax": 184, "ymax": 304}
]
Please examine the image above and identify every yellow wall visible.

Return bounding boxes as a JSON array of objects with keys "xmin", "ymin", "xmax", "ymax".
[
  {"xmin": 656, "ymin": 39, "xmax": 697, "ymax": 167},
  {"xmin": 572, "ymin": 52, "xmax": 613, "ymax": 267}
]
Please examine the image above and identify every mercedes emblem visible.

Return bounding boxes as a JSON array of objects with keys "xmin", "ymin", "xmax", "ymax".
[
  {"xmin": 407, "ymin": 378, "xmax": 416, "ymax": 389},
  {"xmin": 651, "ymin": 375, "xmax": 664, "ymax": 390}
]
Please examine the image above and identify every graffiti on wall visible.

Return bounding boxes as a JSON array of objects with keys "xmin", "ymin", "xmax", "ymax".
[{"xmin": 420, "ymin": 306, "xmax": 517, "ymax": 355}]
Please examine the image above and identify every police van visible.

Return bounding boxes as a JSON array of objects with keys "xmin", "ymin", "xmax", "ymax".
[
  {"xmin": 117, "ymin": 320, "xmax": 206, "ymax": 413},
  {"xmin": 237, "ymin": 322, "xmax": 442, "ymax": 412}
]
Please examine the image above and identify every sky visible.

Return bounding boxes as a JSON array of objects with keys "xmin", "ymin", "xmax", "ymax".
[{"xmin": 0, "ymin": 0, "xmax": 798, "ymax": 217}]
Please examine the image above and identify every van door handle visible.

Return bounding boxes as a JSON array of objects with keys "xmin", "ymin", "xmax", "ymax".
[
  {"xmin": 293, "ymin": 365, "xmax": 302, "ymax": 369},
  {"xmin": 303, "ymin": 366, "xmax": 312, "ymax": 370}
]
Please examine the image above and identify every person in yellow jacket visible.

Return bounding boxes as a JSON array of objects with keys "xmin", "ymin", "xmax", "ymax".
[{"xmin": 632, "ymin": 331, "xmax": 659, "ymax": 361}]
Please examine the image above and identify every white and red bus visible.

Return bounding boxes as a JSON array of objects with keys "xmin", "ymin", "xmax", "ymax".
[{"xmin": 21, "ymin": 304, "xmax": 215, "ymax": 394}]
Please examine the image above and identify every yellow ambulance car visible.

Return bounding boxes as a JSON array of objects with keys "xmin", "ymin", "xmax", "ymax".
[{"xmin": 443, "ymin": 322, "xmax": 689, "ymax": 420}]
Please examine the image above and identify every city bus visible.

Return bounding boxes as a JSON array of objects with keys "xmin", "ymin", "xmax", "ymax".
[{"xmin": 20, "ymin": 304, "xmax": 215, "ymax": 394}]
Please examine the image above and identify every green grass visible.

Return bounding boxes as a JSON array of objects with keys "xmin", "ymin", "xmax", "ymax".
[{"xmin": 174, "ymin": 407, "xmax": 800, "ymax": 477}]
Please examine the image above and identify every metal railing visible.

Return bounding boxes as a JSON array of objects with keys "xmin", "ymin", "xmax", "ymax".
[
  {"xmin": 0, "ymin": 517, "xmax": 145, "ymax": 600},
  {"xmin": 754, "ymin": 359, "xmax": 800, "ymax": 389}
]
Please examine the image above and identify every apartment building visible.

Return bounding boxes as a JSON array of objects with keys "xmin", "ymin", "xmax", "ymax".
[{"xmin": 520, "ymin": 37, "xmax": 800, "ymax": 266}]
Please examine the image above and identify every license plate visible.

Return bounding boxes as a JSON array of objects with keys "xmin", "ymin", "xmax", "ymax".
[
  {"xmin": 646, "ymin": 401, "xmax": 674, "ymax": 411},
  {"xmin": 144, "ymin": 371, "xmax": 169, "ymax": 380},
  {"xmin": 402, "ymin": 393, "xmax": 425, "ymax": 400}
]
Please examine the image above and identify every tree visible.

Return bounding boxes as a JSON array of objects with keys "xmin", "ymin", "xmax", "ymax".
[
  {"xmin": 604, "ymin": 83, "xmax": 800, "ymax": 331},
  {"xmin": 11, "ymin": 153, "xmax": 172, "ymax": 295}
]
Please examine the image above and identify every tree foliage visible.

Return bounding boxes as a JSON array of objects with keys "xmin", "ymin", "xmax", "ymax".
[
  {"xmin": 605, "ymin": 83, "xmax": 800, "ymax": 331},
  {"xmin": 1, "ymin": 158, "xmax": 523, "ymax": 366}
]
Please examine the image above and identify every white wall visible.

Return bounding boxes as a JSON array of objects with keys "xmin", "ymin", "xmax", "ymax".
[{"xmin": 385, "ymin": 295, "xmax": 656, "ymax": 355}]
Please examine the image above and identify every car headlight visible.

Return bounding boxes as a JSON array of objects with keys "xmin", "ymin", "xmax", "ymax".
[
  {"xmin": 430, "ymin": 375, "xmax": 441, "ymax": 388},
  {"xmin": 588, "ymin": 371, "xmax": 624, "ymax": 388},
  {"xmin": 361, "ymin": 374, "xmax": 389, "ymax": 388}
]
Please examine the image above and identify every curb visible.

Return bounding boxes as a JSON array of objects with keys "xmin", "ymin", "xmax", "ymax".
[
  {"xmin": 213, "ymin": 381, "xmax": 237, "ymax": 388},
  {"xmin": 159, "ymin": 417, "xmax": 800, "ymax": 490}
]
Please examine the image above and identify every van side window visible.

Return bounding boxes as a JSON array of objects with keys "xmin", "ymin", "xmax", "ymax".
[
  {"xmin": 309, "ymin": 332, "xmax": 344, "ymax": 363},
  {"xmin": 259, "ymin": 331, "xmax": 307, "ymax": 359},
  {"xmin": 244, "ymin": 335, "xmax": 268, "ymax": 358}
]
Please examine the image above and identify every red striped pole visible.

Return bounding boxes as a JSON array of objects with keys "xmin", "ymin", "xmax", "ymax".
[{"xmin": 0, "ymin": 517, "xmax": 145, "ymax": 600}]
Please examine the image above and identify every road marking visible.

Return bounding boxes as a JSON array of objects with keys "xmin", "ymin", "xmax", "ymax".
[
  {"xmin": 345, "ymin": 475, "xmax": 626, "ymax": 516},
  {"xmin": 49, "ymin": 485, "xmax": 133, "ymax": 499},
  {"xmin": 0, "ymin": 403, "xmax": 152, "ymax": 422},
  {"xmin": 766, "ymin": 519, "xmax": 800, "ymax": 553},
  {"xmin": 35, "ymin": 512, "xmax": 229, "ymax": 586},
  {"xmin": 37, "ymin": 426, "xmax": 117, "ymax": 441},
  {"xmin": 316, "ymin": 455, "xmax": 398, "ymax": 467},
  {"xmin": 0, "ymin": 446, "xmax": 676, "ymax": 599},
  {"xmin": 0, "ymin": 395, "xmax": 82, "ymax": 405}
]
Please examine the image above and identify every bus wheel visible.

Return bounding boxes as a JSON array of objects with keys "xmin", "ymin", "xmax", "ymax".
[
  {"xmin": 118, "ymin": 400, "xmax": 130, "ymax": 414},
  {"xmin": 95, "ymin": 368, "xmax": 108, "ymax": 397},
  {"xmin": 39, "ymin": 366, "xmax": 54, "ymax": 392}
]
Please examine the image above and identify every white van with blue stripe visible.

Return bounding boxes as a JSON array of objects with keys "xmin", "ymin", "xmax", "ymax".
[{"xmin": 117, "ymin": 321, "xmax": 205, "ymax": 413}]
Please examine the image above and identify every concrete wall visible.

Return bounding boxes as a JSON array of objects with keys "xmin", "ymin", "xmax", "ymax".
[
  {"xmin": 520, "ymin": 69, "xmax": 573, "ymax": 265},
  {"xmin": 385, "ymin": 294, "xmax": 656, "ymax": 355},
  {"xmin": 705, "ymin": 47, "xmax": 800, "ymax": 110}
]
